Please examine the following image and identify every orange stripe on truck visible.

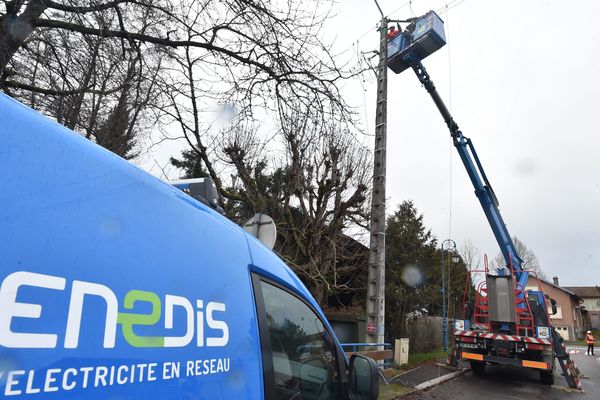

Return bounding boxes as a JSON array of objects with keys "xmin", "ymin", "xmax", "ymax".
[
  {"xmin": 462, "ymin": 352, "xmax": 483, "ymax": 361},
  {"xmin": 522, "ymin": 360, "xmax": 548, "ymax": 369}
]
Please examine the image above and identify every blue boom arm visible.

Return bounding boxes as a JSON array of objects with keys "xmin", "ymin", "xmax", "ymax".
[{"xmin": 411, "ymin": 61, "xmax": 528, "ymax": 289}]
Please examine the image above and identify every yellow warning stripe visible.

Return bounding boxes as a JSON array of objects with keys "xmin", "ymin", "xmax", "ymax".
[
  {"xmin": 462, "ymin": 352, "xmax": 483, "ymax": 361},
  {"xmin": 522, "ymin": 360, "xmax": 548, "ymax": 370}
]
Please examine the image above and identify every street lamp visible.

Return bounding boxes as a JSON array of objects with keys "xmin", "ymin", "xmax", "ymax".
[{"xmin": 441, "ymin": 239, "xmax": 457, "ymax": 352}]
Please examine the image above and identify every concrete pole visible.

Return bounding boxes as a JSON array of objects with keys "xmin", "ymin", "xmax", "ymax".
[{"xmin": 366, "ymin": 15, "xmax": 388, "ymax": 345}]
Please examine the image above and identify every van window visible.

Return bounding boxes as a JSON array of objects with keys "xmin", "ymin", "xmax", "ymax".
[{"xmin": 256, "ymin": 279, "xmax": 340, "ymax": 400}]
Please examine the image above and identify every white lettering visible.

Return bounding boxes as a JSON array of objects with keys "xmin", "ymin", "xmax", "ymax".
[
  {"xmin": 44, "ymin": 368, "xmax": 60, "ymax": 392},
  {"xmin": 94, "ymin": 366, "xmax": 108, "ymax": 387},
  {"xmin": 163, "ymin": 361, "xmax": 180, "ymax": 380},
  {"xmin": 206, "ymin": 302, "xmax": 229, "ymax": 346},
  {"xmin": 5, "ymin": 370, "xmax": 24, "ymax": 396},
  {"xmin": 117, "ymin": 365, "xmax": 129, "ymax": 384},
  {"xmin": 164, "ymin": 295, "xmax": 194, "ymax": 347},
  {"xmin": 184, "ymin": 358, "xmax": 230, "ymax": 376},
  {"xmin": 147, "ymin": 363, "xmax": 157, "ymax": 381},
  {"xmin": 25, "ymin": 370, "xmax": 40, "ymax": 394},
  {"xmin": 196, "ymin": 300, "xmax": 204, "ymax": 347},
  {"xmin": 224, "ymin": 358, "xmax": 230, "ymax": 372},
  {"xmin": 0, "ymin": 272, "xmax": 65, "ymax": 348},
  {"xmin": 80, "ymin": 367, "xmax": 93, "ymax": 388},
  {"xmin": 109, "ymin": 365, "xmax": 115, "ymax": 385},
  {"xmin": 64, "ymin": 281, "xmax": 118, "ymax": 348},
  {"xmin": 1, "ymin": 271, "xmax": 230, "ymax": 350},
  {"xmin": 62, "ymin": 368, "xmax": 78, "ymax": 390}
]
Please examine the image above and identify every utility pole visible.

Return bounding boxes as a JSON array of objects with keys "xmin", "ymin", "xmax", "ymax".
[{"xmin": 366, "ymin": 1, "xmax": 388, "ymax": 345}]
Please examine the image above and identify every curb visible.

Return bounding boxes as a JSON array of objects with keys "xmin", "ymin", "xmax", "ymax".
[{"xmin": 413, "ymin": 368, "xmax": 469, "ymax": 390}]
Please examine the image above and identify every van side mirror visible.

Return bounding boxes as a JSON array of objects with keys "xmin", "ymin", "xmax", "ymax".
[{"xmin": 348, "ymin": 354, "xmax": 379, "ymax": 400}]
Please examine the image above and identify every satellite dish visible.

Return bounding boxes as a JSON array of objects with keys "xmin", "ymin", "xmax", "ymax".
[{"xmin": 243, "ymin": 213, "xmax": 277, "ymax": 250}]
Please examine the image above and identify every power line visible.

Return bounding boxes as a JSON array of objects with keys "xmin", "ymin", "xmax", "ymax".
[
  {"xmin": 445, "ymin": 2, "xmax": 454, "ymax": 240},
  {"xmin": 337, "ymin": 1, "xmax": 412, "ymax": 58}
]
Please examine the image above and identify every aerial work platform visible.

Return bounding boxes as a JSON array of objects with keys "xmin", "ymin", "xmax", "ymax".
[{"xmin": 387, "ymin": 11, "xmax": 446, "ymax": 74}]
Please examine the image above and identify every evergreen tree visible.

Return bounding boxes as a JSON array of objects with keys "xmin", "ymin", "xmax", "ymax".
[
  {"xmin": 385, "ymin": 201, "xmax": 468, "ymax": 340},
  {"xmin": 169, "ymin": 150, "xmax": 209, "ymax": 180}
]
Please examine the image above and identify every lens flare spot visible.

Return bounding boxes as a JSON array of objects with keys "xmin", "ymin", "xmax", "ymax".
[{"xmin": 402, "ymin": 264, "xmax": 424, "ymax": 288}]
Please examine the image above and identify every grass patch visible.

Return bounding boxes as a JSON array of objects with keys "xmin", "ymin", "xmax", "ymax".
[
  {"xmin": 381, "ymin": 348, "xmax": 447, "ymax": 377},
  {"xmin": 400, "ymin": 348, "xmax": 447, "ymax": 371}
]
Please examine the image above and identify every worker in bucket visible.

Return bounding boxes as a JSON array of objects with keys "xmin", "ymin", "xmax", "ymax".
[
  {"xmin": 586, "ymin": 330, "xmax": 595, "ymax": 355},
  {"xmin": 387, "ymin": 25, "xmax": 401, "ymax": 40}
]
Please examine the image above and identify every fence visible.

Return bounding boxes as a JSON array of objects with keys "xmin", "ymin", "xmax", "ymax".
[{"xmin": 340, "ymin": 342, "xmax": 394, "ymax": 368}]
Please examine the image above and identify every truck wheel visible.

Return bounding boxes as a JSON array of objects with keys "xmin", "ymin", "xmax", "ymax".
[
  {"xmin": 539, "ymin": 370, "xmax": 554, "ymax": 385},
  {"xmin": 470, "ymin": 360, "xmax": 486, "ymax": 375}
]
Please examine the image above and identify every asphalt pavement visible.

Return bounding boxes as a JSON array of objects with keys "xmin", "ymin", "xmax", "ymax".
[{"xmin": 402, "ymin": 347, "xmax": 600, "ymax": 400}]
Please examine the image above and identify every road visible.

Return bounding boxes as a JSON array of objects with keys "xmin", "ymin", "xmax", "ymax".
[{"xmin": 403, "ymin": 347, "xmax": 600, "ymax": 400}]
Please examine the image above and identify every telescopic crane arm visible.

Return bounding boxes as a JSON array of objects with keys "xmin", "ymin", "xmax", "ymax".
[{"xmin": 410, "ymin": 61, "xmax": 528, "ymax": 289}]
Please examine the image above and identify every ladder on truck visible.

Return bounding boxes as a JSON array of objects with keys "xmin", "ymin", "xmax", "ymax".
[{"xmin": 552, "ymin": 327, "xmax": 582, "ymax": 389}]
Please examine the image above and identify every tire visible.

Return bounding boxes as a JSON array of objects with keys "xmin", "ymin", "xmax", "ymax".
[
  {"xmin": 470, "ymin": 360, "xmax": 486, "ymax": 376},
  {"xmin": 539, "ymin": 369, "xmax": 554, "ymax": 385}
]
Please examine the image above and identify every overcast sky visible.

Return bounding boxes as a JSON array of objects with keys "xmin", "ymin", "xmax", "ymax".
[
  {"xmin": 142, "ymin": 0, "xmax": 599, "ymax": 286},
  {"xmin": 332, "ymin": 0, "xmax": 600, "ymax": 286}
]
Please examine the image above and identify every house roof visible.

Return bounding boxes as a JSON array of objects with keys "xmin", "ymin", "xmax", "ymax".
[
  {"xmin": 527, "ymin": 276, "xmax": 579, "ymax": 298},
  {"xmin": 563, "ymin": 286, "xmax": 600, "ymax": 298}
]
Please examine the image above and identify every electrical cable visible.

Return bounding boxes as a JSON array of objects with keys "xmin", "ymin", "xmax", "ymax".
[
  {"xmin": 445, "ymin": 2, "xmax": 454, "ymax": 240},
  {"xmin": 337, "ymin": 1, "xmax": 412, "ymax": 58}
]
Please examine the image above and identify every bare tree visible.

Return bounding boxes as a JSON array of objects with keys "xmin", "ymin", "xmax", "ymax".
[
  {"xmin": 459, "ymin": 239, "xmax": 484, "ymax": 286},
  {"xmin": 2, "ymin": 1, "xmax": 363, "ymax": 162},
  {"xmin": 170, "ymin": 106, "xmax": 372, "ymax": 306},
  {"xmin": 493, "ymin": 236, "xmax": 545, "ymax": 279},
  {"xmin": 1, "ymin": 1, "xmax": 356, "ymax": 111}
]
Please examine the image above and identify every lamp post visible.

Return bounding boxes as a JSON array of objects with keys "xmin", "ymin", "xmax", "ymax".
[{"xmin": 441, "ymin": 239, "xmax": 458, "ymax": 352}]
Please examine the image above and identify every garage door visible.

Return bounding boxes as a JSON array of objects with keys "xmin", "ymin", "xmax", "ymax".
[
  {"xmin": 555, "ymin": 326, "xmax": 570, "ymax": 340},
  {"xmin": 592, "ymin": 313, "xmax": 600, "ymax": 329}
]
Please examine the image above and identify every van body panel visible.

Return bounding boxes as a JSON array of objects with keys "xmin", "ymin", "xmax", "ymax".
[{"xmin": 0, "ymin": 94, "xmax": 264, "ymax": 398}]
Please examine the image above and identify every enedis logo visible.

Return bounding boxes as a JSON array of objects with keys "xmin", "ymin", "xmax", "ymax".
[{"xmin": 0, "ymin": 271, "xmax": 229, "ymax": 349}]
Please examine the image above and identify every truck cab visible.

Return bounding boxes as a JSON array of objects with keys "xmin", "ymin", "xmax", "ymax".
[{"xmin": 0, "ymin": 93, "xmax": 379, "ymax": 399}]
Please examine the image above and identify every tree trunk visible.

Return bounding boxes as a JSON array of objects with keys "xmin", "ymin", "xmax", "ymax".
[
  {"xmin": 312, "ymin": 281, "xmax": 325, "ymax": 307},
  {"xmin": 0, "ymin": 17, "xmax": 21, "ymax": 79},
  {"xmin": 0, "ymin": 1, "xmax": 47, "ymax": 79}
]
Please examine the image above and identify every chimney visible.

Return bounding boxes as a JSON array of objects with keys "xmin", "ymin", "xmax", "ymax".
[{"xmin": 553, "ymin": 276, "xmax": 559, "ymax": 286}]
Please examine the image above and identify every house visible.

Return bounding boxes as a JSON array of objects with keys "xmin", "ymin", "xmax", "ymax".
[
  {"xmin": 563, "ymin": 286, "xmax": 600, "ymax": 330},
  {"xmin": 525, "ymin": 276, "xmax": 585, "ymax": 340}
]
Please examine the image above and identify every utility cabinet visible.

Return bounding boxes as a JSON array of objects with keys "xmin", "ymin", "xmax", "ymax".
[
  {"xmin": 486, "ymin": 275, "xmax": 516, "ymax": 324},
  {"xmin": 394, "ymin": 338, "xmax": 410, "ymax": 366}
]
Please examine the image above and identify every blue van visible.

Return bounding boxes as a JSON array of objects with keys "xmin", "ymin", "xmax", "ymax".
[{"xmin": 0, "ymin": 93, "xmax": 380, "ymax": 399}]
